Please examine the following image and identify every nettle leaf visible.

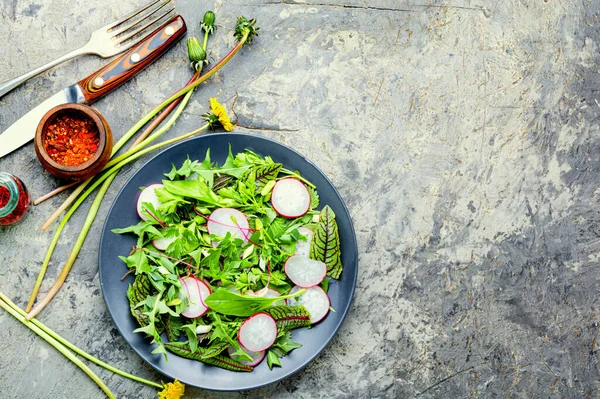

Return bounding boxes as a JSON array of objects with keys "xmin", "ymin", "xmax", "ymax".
[
  {"xmin": 310, "ymin": 205, "xmax": 343, "ymax": 279},
  {"xmin": 308, "ymin": 186, "xmax": 320, "ymax": 209},
  {"xmin": 245, "ymin": 163, "xmax": 282, "ymax": 192}
]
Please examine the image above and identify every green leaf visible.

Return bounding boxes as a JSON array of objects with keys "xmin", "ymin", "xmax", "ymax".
[
  {"xmin": 266, "ymin": 351, "xmax": 281, "ymax": 369},
  {"xmin": 217, "ymin": 146, "xmax": 252, "ymax": 178},
  {"xmin": 164, "ymin": 164, "xmax": 178, "ymax": 180},
  {"xmin": 164, "ymin": 342, "xmax": 252, "ymax": 372},
  {"xmin": 121, "ymin": 250, "xmax": 151, "ymax": 275},
  {"xmin": 267, "ymin": 218, "xmax": 287, "ymax": 240},
  {"xmin": 204, "ymin": 289, "xmax": 304, "ymax": 317},
  {"xmin": 245, "ymin": 163, "xmax": 282, "ymax": 192},
  {"xmin": 308, "ymin": 186, "xmax": 320, "ymax": 209},
  {"xmin": 163, "ymin": 179, "xmax": 232, "ymax": 207},
  {"xmin": 262, "ymin": 306, "xmax": 311, "ymax": 331},
  {"xmin": 164, "ymin": 314, "xmax": 183, "ymax": 342},
  {"xmin": 111, "ymin": 220, "xmax": 162, "ymax": 239},
  {"xmin": 266, "ymin": 331, "xmax": 302, "ymax": 369},
  {"xmin": 310, "ymin": 205, "xmax": 343, "ymax": 279},
  {"xmin": 321, "ymin": 277, "xmax": 331, "ymax": 293},
  {"xmin": 154, "ymin": 188, "xmax": 189, "ymax": 214},
  {"xmin": 127, "ymin": 274, "xmax": 152, "ymax": 327}
]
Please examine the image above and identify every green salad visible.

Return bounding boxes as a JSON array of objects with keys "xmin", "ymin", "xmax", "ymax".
[{"xmin": 113, "ymin": 147, "xmax": 343, "ymax": 371}]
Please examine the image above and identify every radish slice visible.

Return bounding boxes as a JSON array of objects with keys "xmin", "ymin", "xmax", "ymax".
[
  {"xmin": 137, "ymin": 184, "xmax": 164, "ymax": 221},
  {"xmin": 284, "ymin": 255, "xmax": 327, "ymax": 288},
  {"xmin": 238, "ymin": 313, "xmax": 278, "ymax": 352},
  {"xmin": 227, "ymin": 346, "xmax": 265, "ymax": 367},
  {"xmin": 207, "ymin": 208, "xmax": 250, "ymax": 244},
  {"xmin": 187, "ymin": 172, "xmax": 199, "ymax": 181},
  {"xmin": 294, "ymin": 226, "xmax": 314, "ymax": 257},
  {"xmin": 271, "ymin": 178, "xmax": 310, "ymax": 218},
  {"xmin": 287, "ymin": 286, "xmax": 330, "ymax": 323},
  {"xmin": 178, "ymin": 276, "xmax": 211, "ymax": 318},
  {"xmin": 152, "ymin": 235, "xmax": 176, "ymax": 251}
]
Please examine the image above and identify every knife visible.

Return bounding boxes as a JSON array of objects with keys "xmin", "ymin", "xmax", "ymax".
[{"xmin": 0, "ymin": 15, "xmax": 186, "ymax": 159}]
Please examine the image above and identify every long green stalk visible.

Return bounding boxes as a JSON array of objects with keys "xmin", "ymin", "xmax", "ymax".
[
  {"xmin": 26, "ymin": 90, "xmax": 196, "ymax": 313},
  {"xmin": 27, "ymin": 22, "xmax": 251, "ymax": 318},
  {"xmin": 0, "ymin": 293, "xmax": 162, "ymax": 389},
  {"xmin": 0, "ymin": 298, "xmax": 115, "ymax": 398},
  {"xmin": 39, "ymin": 71, "xmax": 201, "ymax": 231},
  {"xmin": 26, "ymin": 124, "xmax": 209, "ymax": 319},
  {"xmin": 37, "ymin": 30, "xmax": 250, "ymax": 231}
]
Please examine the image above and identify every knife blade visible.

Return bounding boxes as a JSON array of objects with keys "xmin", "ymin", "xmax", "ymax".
[{"xmin": 0, "ymin": 15, "xmax": 186, "ymax": 159}]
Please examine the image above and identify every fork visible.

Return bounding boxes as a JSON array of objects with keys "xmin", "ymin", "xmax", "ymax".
[{"xmin": 0, "ymin": 0, "xmax": 175, "ymax": 99}]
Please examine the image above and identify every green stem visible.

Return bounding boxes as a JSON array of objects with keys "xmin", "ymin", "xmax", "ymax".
[
  {"xmin": 1, "ymin": 293, "xmax": 163, "ymax": 389},
  {"xmin": 26, "ymin": 125, "xmax": 209, "ymax": 319},
  {"xmin": 104, "ymin": 88, "xmax": 194, "ymax": 170},
  {"xmin": 26, "ymin": 95, "xmax": 198, "ymax": 313},
  {"xmin": 152, "ymin": 33, "xmax": 249, "ymax": 118},
  {"xmin": 27, "ymin": 173, "xmax": 115, "ymax": 320},
  {"xmin": 280, "ymin": 168, "xmax": 316, "ymax": 188},
  {"xmin": 203, "ymin": 29, "xmax": 210, "ymax": 52},
  {"xmin": 0, "ymin": 298, "xmax": 116, "ymax": 399},
  {"xmin": 110, "ymin": 33, "xmax": 247, "ymax": 157}
]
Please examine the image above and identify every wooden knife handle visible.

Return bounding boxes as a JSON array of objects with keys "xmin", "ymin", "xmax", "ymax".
[{"xmin": 78, "ymin": 15, "xmax": 186, "ymax": 104}]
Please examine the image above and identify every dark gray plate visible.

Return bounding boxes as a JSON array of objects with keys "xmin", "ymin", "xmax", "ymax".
[{"xmin": 98, "ymin": 133, "xmax": 358, "ymax": 391}]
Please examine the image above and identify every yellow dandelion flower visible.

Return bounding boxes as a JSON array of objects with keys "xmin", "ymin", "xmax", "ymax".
[
  {"xmin": 209, "ymin": 97, "xmax": 234, "ymax": 131},
  {"xmin": 158, "ymin": 379, "xmax": 185, "ymax": 399}
]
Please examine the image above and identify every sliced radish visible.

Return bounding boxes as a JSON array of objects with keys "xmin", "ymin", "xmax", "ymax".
[
  {"xmin": 178, "ymin": 276, "xmax": 211, "ymax": 318},
  {"xmin": 207, "ymin": 208, "xmax": 250, "ymax": 245},
  {"xmin": 187, "ymin": 172, "xmax": 199, "ymax": 181},
  {"xmin": 238, "ymin": 313, "xmax": 278, "ymax": 352},
  {"xmin": 271, "ymin": 178, "xmax": 310, "ymax": 218},
  {"xmin": 285, "ymin": 255, "xmax": 327, "ymax": 288},
  {"xmin": 227, "ymin": 346, "xmax": 265, "ymax": 367},
  {"xmin": 287, "ymin": 286, "xmax": 330, "ymax": 324},
  {"xmin": 294, "ymin": 226, "xmax": 314, "ymax": 257},
  {"xmin": 137, "ymin": 184, "xmax": 164, "ymax": 221},
  {"xmin": 152, "ymin": 234, "xmax": 177, "ymax": 251}
]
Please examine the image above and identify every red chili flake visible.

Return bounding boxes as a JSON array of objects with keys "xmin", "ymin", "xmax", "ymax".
[
  {"xmin": 43, "ymin": 113, "xmax": 100, "ymax": 166},
  {"xmin": 0, "ymin": 186, "xmax": 9, "ymax": 208},
  {"xmin": 0, "ymin": 175, "xmax": 30, "ymax": 226}
]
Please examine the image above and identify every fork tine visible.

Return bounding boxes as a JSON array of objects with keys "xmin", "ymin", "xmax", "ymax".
[
  {"xmin": 103, "ymin": 0, "xmax": 164, "ymax": 32},
  {"xmin": 109, "ymin": 0, "xmax": 171, "ymax": 37},
  {"xmin": 116, "ymin": 8, "xmax": 175, "ymax": 48}
]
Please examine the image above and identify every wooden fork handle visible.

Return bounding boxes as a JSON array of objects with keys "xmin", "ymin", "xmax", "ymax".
[{"xmin": 78, "ymin": 15, "xmax": 186, "ymax": 104}]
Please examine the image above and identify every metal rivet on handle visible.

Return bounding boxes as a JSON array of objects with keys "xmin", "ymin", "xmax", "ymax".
[
  {"xmin": 131, "ymin": 53, "xmax": 141, "ymax": 63},
  {"xmin": 94, "ymin": 77, "xmax": 104, "ymax": 87},
  {"xmin": 165, "ymin": 26, "xmax": 175, "ymax": 36}
]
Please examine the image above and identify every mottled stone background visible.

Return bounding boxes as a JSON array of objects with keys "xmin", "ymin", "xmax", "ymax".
[{"xmin": 1, "ymin": 0, "xmax": 599, "ymax": 398}]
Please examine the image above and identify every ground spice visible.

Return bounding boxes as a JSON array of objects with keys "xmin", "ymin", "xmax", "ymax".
[
  {"xmin": 0, "ymin": 173, "xmax": 30, "ymax": 226},
  {"xmin": 0, "ymin": 186, "xmax": 9, "ymax": 208},
  {"xmin": 43, "ymin": 113, "xmax": 100, "ymax": 166}
]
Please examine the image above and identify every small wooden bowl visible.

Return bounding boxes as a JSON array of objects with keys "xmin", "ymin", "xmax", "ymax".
[{"xmin": 34, "ymin": 104, "xmax": 113, "ymax": 181}]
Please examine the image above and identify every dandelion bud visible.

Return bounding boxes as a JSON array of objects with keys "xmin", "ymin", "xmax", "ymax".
[
  {"xmin": 201, "ymin": 11, "xmax": 216, "ymax": 34},
  {"xmin": 187, "ymin": 37, "xmax": 206, "ymax": 71}
]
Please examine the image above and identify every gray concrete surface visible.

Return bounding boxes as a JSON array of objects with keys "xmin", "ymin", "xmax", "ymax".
[{"xmin": 1, "ymin": 0, "xmax": 600, "ymax": 398}]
